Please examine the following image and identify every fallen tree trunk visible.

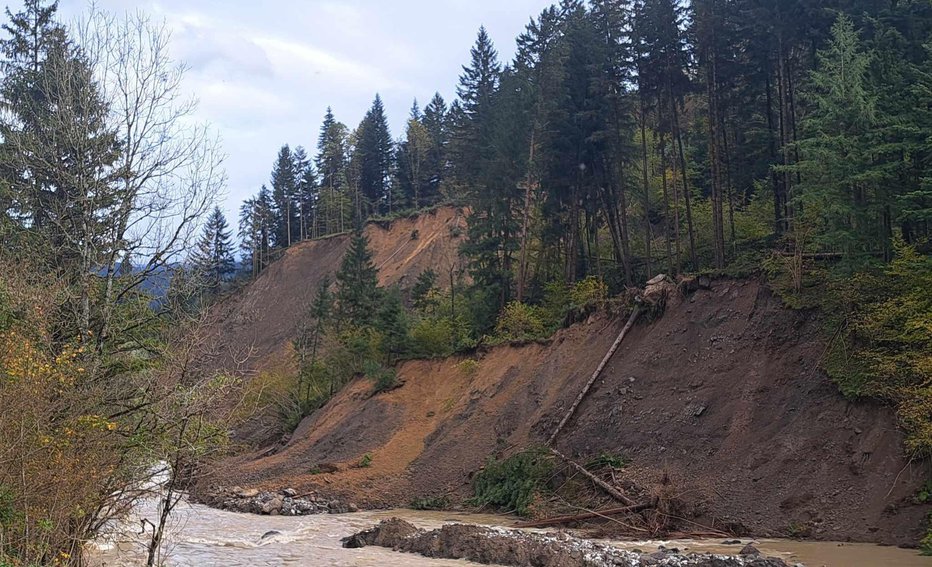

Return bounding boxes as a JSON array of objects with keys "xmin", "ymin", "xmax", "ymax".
[
  {"xmin": 550, "ymin": 448, "xmax": 637, "ymax": 506},
  {"xmin": 514, "ymin": 503, "xmax": 653, "ymax": 528},
  {"xmin": 548, "ymin": 306, "xmax": 641, "ymax": 446}
]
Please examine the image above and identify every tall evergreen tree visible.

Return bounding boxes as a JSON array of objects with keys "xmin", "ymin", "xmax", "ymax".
[
  {"xmin": 270, "ymin": 144, "xmax": 298, "ymax": 247},
  {"xmin": 335, "ymin": 232, "xmax": 381, "ymax": 328},
  {"xmin": 422, "ymin": 92, "xmax": 449, "ymax": 200},
  {"xmin": 356, "ymin": 94, "xmax": 394, "ymax": 215},
  {"xmin": 192, "ymin": 206, "xmax": 235, "ymax": 293},
  {"xmin": 316, "ymin": 107, "xmax": 349, "ymax": 236}
]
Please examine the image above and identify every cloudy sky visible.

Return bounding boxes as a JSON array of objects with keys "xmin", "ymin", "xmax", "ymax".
[{"xmin": 56, "ymin": 0, "xmax": 552, "ymax": 223}]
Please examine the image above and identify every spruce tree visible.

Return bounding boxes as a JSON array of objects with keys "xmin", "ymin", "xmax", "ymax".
[
  {"xmin": 422, "ymin": 93, "xmax": 449, "ymax": 200},
  {"xmin": 356, "ymin": 94, "xmax": 394, "ymax": 216},
  {"xmin": 192, "ymin": 206, "xmax": 235, "ymax": 293},
  {"xmin": 271, "ymin": 144, "xmax": 299, "ymax": 247},
  {"xmin": 335, "ymin": 232, "xmax": 381, "ymax": 328},
  {"xmin": 316, "ymin": 107, "xmax": 349, "ymax": 235},
  {"xmin": 451, "ymin": 27, "xmax": 501, "ymax": 188}
]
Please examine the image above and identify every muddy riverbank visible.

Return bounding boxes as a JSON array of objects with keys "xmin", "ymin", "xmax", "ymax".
[{"xmin": 90, "ymin": 497, "xmax": 932, "ymax": 566}]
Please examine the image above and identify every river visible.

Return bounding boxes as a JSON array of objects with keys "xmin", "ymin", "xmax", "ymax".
[{"xmin": 90, "ymin": 498, "xmax": 932, "ymax": 566}]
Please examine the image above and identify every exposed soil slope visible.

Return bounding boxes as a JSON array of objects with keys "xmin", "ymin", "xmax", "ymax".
[
  {"xmin": 212, "ymin": 279, "xmax": 928, "ymax": 546},
  {"xmin": 203, "ymin": 207, "xmax": 466, "ymax": 375}
]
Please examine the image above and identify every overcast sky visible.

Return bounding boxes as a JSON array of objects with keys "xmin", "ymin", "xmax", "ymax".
[{"xmin": 55, "ymin": 0, "xmax": 553, "ymax": 224}]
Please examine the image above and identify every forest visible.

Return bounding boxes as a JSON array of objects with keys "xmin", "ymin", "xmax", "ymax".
[
  {"xmin": 1, "ymin": 0, "xmax": 932, "ymax": 564},
  {"xmin": 223, "ymin": 0, "xmax": 932, "ymax": 459}
]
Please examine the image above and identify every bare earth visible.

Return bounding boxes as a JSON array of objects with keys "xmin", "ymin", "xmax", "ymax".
[{"xmin": 200, "ymin": 210, "xmax": 929, "ymax": 546}]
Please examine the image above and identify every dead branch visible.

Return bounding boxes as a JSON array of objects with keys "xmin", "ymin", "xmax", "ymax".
[
  {"xmin": 548, "ymin": 306, "xmax": 641, "ymax": 445},
  {"xmin": 550, "ymin": 448, "xmax": 637, "ymax": 507},
  {"xmin": 514, "ymin": 503, "xmax": 653, "ymax": 528}
]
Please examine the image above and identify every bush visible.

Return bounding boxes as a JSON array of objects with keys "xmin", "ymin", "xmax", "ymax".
[
  {"xmin": 409, "ymin": 316, "xmax": 454, "ymax": 358},
  {"xmin": 364, "ymin": 360, "xmax": 399, "ymax": 393},
  {"xmin": 570, "ymin": 276, "xmax": 608, "ymax": 307},
  {"xmin": 470, "ymin": 448, "xmax": 554, "ymax": 517},
  {"xmin": 493, "ymin": 301, "xmax": 547, "ymax": 343}
]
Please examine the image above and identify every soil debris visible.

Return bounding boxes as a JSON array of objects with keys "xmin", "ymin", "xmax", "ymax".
[{"xmin": 341, "ymin": 518, "xmax": 797, "ymax": 566}]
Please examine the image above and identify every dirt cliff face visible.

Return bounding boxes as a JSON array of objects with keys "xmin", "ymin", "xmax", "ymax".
[
  {"xmin": 211, "ymin": 278, "xmax": 928, "ymax": 546},
  {"xmin": 202, "ymin": 207, "xmax": 467, "ymax": 376}
]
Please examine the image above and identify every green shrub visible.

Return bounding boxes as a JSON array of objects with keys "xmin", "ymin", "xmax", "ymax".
[
  {"xmin": 585, "ymin": 451, "xmax": 628, "ymax": 471},
  {"xmin": 357, "ymin": 453, "xmax": 373, "ymax": 468},
  {"xmin": 364, "ymin": 360, "xmax": 399, "ymax": 393},
  {"xmin": 493, "ymin": 301, "xmax": 547, "ymax": 343},
  {"xmin": 470, "ymin": 448, "xmax": 554, "ymax": 517},
  {"xmin": 409, "ymin": 316, "xmax": 454, "ymax": 358},
  {"xmin": 570, "ymin": 276, "xmax": 608, "ymax": 307}
]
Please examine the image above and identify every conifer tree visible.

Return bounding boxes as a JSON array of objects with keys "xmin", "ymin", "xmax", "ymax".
[
  {"xmin": 356, "ymin": 94, "xmax": 394, "ymax": 215},
  {"xmin": 396, "ymin": 100, "xmax": 431, "ymax": 209},
  {"xmin": 422, "ymin": 93, "xmax": 449, "ymax": 200},
  {"xmin": 192, "ymin": 206, "xmax": 235, "ymax": 293},
  {"xmin": 335, "ymin": 232, "xmax": 380, "ymax": 328},
  {"xmin": 271, "ymin": 144, "xmax": 299, "ymax": 247},
  {"xmin": 316, "ymin": 107, "xmax": 349, "ymax": 236}
]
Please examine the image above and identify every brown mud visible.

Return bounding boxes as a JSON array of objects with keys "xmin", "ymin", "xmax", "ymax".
[{"xmin": 201, "ymin": 273, "xmax": 929, "ymax": 546}]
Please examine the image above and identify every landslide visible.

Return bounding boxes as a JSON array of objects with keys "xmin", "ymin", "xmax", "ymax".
[
  {"xmin": 201, "ymin": 206, "xmax": 466, "ymax": 376},
  {"xmin": 212, "ymin": 278, "xmax": 929, "ymax": 546}
]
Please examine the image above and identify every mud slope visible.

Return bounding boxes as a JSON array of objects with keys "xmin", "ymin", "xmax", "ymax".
[
  {"xmin": 216, "ymin": 279, "xmax": 928, "ymax": 545},
  {"xmin": 204, "ymin": 207, "xmax": 466, "ymax": 374}
]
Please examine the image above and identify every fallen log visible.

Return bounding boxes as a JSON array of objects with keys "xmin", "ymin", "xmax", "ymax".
[
  {"xmin": 550, "ymin": 448, "xmax": 636, "ymax": 506},
  {"xmin": 514, "ymin": 503, "xmax": 653, "ymax": 528},
  {"xmin": 547, "ymin": 305, "xmax": 641, "ymax": 446}
]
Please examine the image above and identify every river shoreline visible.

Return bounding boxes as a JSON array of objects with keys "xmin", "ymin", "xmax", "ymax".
[{"xmin": 90, "ymin": 493, "xmax": 932, "ymax": 566}]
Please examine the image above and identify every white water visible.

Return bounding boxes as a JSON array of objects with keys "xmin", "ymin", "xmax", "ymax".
[{"xmin": 90, "ymin": 497, "xmax": 932, "ymax": 566}]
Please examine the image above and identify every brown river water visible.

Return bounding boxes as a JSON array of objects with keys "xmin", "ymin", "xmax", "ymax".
[{"xmin": 90, "ymin": 498, "xmax": 932, "ymax": 567}]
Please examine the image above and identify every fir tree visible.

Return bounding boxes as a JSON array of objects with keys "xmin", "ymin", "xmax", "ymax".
[
  {"xmin": 356, "ymin": 94, "xmax": 394, "ymax": 216},
  {"xmin": 192, "ymin": 206, "xmax": 235, "ymax": 293},
  {"xmin": 335, "ymin": 232, "xmax": 381, "ymax": 328},
  {"xmin": 271, "ymin": 144, "xmax": 299, "ymax": 247}
]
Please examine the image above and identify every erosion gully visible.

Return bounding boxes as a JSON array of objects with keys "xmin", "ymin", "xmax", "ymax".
[{"xmin": 89, "ymin": 497, "xmax": 931, "ymax": 567}]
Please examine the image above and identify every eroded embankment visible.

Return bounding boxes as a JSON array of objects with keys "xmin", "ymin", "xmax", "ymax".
[
  {"xmin": 200, "ymin": 206, "xmax": 467, "ymax": 377},
  {"xmin": 206, "ymin": 279, "xmax": 929, "ymax": 546}
]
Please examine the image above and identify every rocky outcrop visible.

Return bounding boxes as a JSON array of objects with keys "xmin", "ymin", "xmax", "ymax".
[{"xmin": 342, "ymin": 519, "xmax": 795, "ymax": 567}]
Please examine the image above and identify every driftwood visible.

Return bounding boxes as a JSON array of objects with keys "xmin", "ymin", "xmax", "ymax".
[
  {"xmin": 514, "ymin": 503, "xmax": 653, "ymax": 528},
  {"xmin": 550, "ymin": 448, "xmax": 637, "ymax": 506},
  {"xmin": 547, "ymin": 306, "xmax": 641, "ymax": 445}
]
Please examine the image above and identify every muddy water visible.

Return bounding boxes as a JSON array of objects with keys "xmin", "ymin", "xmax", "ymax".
[{"xmin": 91, "ymin": 499, "xmax": 932, "ymax": 566}]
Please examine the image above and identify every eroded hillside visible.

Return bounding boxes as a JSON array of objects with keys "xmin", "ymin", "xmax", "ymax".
[
  {"xmin": 202, "ymin": 207, "xmax": 466, "ymax": 376},
  {"xmin": 208, "ymin": 278, "xmax": 928, "ymax": 546}
]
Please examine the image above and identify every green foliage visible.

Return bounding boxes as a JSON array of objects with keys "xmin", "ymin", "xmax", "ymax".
[
  {"xmin": 336, "ymin": 232, "xmax": 381, "ymax": 328},
  {"xmin": 364, "ymin": 360, "xmax": 399, "ymax": 393},
  {"xmin": 409, "ymin": 495, "xmax": 451, "ymax": 510},
  {"xmin": 585, "ymin": 452, "xmax": 628, "ymax": 471},
  {"xmin": 470, "ymin": 448, "xmax": 554, "ymax": 517},
  {"xmin": 357, "ymin": 453, "xmax": 373, "ymax": 468},
  {"xmin": 492, "ymin": 301, "xmax": 547, "ymax": 343},
  {"xmin": 408, "ymin": 316, "xmax": 454, "ymax": 359},
  {"xmin": 411, "ymin": 269, "xmax": 438, "ymax": 311},
  {"xmin": 824, "ymin": 241, "xmax": 932, "ymax": 454}
]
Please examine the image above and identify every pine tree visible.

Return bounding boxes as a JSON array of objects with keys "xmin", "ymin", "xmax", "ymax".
[
  {"xmin": 316, "ymin": 107, "xmax": 349, "ymax": 236},
  {"xmin": 335, "ymin": 232, "xmax": 381, "ymax": 328},
  {"xmin": 292, "ymin": 145, "xmax": 317, "ymax": 241},
  {"xmin": 356, "ymin": 94, "xmax": 394, "ymax": 216},
  {"xmin": 270, "ymin": 144, "xmax": 299, "ymax": 247},
  {"xmin": 0, "ymin": 0, "xmax": 67, "ymax": 231},
  {"xmin": 422, "ymin": 92, "xmax": 449, "ymax": 200},
  {"xmin": 396, "ymin": 100, "xmax": 431, "ymax": 209},
  {"xmin": 451, "ymin": 27, "xmax": 501, "ymax": 189},
  {"xmin": 192, "ymin": 206, "xmax": 235, "ymax": 293},
  {"xmin": 787, "ymin": 14, "xmax": 878, "ymax": 261}
]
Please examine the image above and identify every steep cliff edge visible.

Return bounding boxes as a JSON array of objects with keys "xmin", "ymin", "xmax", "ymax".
[{"xmin": 208, "ymin": 276, "xmax": 928, "ymax": 546}]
